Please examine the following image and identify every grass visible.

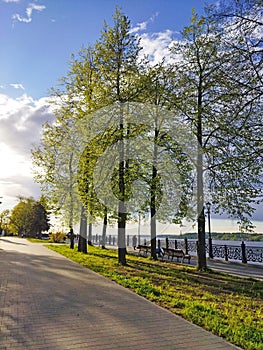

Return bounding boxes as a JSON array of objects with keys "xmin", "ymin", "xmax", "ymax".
[
  {"xmin": 46, "ymin": 244, "xmax": 263, "ymax": 350},
  {"xmin": 27, "ymin": 237, "xmax": 50, "ymax": 243}
]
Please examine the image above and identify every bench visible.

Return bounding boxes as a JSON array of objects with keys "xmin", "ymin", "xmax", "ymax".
[
  {"xmin": 138, "ymin": 245, "xmax": 151, "ymax": 256},
  {"xmin": 138, "ymin": 245, "xmax": 164, "ymax": 258},
  {"xmin": 162, "ymin": 248, "xmax": 191, "ymax": 263}
]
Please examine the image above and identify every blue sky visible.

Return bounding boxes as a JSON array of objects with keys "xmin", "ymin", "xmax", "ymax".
[
  {"xmin": 0, "ymin": 0, "xmax": 262, "ymax": 233},
  {"xmin": 1, "ymin": 0, "xmax": 215, "ymax": 99}
]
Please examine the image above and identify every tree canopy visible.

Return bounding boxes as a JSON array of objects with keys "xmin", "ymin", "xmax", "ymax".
[
  {"xmin": 9, "ymin": 197, "xmax": 50, "ymax": 237},
  {"xmin": 32, "ymin": 4, "xmax": 263, "ymax": 269}
]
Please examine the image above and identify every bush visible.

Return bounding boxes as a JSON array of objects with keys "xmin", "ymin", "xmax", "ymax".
[{"xmin": 49, "ymin": 231, "xmax": 66, "ymax": 243}]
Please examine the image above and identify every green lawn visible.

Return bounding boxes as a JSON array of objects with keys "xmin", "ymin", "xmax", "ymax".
[
  {"xmin": 47, "ymin": 244, "xmax": 263, "ymax": 350},
  {"xmin": 27, "ymin": 237, "xmax": 50, "ymax": 243}
]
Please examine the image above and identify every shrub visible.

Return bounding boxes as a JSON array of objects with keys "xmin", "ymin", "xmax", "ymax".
[{"xmin": 49, "ymin": 231, "xmax": 66, "ymax": 243}]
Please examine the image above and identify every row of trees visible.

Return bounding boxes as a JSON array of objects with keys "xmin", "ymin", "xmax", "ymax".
[
  {"xmin": 0, "ymin": 197, "xmax": 50, "ymax": 237},
  {"xmin": 32, "ymin": 1, "xmax": 262, "ymax": 269}
]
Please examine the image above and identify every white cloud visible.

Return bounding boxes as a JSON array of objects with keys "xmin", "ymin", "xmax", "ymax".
[
  {"xmin": 0, "ymin": 143, "xmax": 32, "ymax": 178},
  {"xmin": 130, "ymin": 12, "xmax": 159, "ymax": 34},
  {"xmin": 0, "ymin": 93, "xmax": 54, "ymax": 209},
  {"xmin": 139, "ymin": 29, "xmax": 176, "ymax": 65},
  {"xmin": 10, "ymin": 83, "xmax": 25, "ymax": 90},
  {"xmin": 130, "ymin": 20, "xmax": 148, "ymax": 34},
  {"xmin": 12, "ymin": 2, "xmax": 46, "ymax": 23},
  {"xmin": 2, "ymin": 0, "xmax": 20, "ymax": 3}
]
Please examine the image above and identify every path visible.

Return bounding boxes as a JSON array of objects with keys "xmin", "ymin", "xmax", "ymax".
[{"xmin": 0, "ymin": 237, "xmax": 242, "ymax": 350}]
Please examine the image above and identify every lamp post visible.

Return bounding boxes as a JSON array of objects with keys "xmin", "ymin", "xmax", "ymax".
[{"xmin": 206, "ymin": 202, "xmax": 213, "ymax": 258}]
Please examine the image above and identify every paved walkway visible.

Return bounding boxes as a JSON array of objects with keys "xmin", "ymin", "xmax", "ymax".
[{"xmin": 0, "ymin": 237, "xmax": 242, "ymax": 350}]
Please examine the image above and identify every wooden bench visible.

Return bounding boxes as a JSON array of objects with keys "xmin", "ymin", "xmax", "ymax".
[
  {"xmin": 138, "ymin": 245, "xmax": 151, "ymax": 256},
  {"xmin": 137, "ymin": 245, "xmax": 164, "ymax": 258},
  {"xmin": 162, "ymin": 248, "xmax": 191, "ymax": 263}
]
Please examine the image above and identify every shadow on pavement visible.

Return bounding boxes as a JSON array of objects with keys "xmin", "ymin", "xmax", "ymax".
[{"xmin": 0, "ymin": 238, "xmax": 27, "ymax": 245}]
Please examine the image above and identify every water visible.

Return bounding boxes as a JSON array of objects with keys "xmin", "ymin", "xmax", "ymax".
[
  {"xmin": 212, "ymin": 240, "xmax": 263, "ymax": 247},
  {"xmin": 159, "ymin": 238, "xmax": 263, "ymax": 265}
]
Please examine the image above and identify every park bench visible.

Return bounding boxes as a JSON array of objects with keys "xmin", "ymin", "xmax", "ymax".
[
  {"xmin": 137, "ymin": 245, "xmax": 164, "ymax": 258},
  {"xmin": 162, "ymin": 248, "xmax": 191, "ymax": 263},
  {"xmin": 138, "ymin": 245, "xmax": 151, "ymax": 256}
]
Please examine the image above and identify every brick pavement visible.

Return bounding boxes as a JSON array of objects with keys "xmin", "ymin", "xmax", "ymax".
[{"xmin": 0, "ymin": 237, "xmax": 242, "ymax": 350}]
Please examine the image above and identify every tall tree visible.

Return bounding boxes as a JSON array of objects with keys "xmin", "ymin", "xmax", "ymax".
[
  {"xmin": 207, "ymin": 0, "xmax": 262, "ymax": 228},
  {"xmin": 138, "ymin": 63, "xmax": 195, "ymax": 259},
  {"xmin": 210, "ymin": 0, "xmax": 263, "ymax": 166},
  {"xmin": 93, "ymin": 7, "xmax": 143, "ymax": 265},
  {"xmin": 9, "ymin": 197, "xmax": 50, "ymax": 237},
  {"xmin": 32, "ymin": 46, "xmax": 99, "ymax": 244},
  {"xmin": 170, "ymin": 9, "xmax": 262, "ymax": 269},
  {"xmin": 29, "ymin": 202, "xmax": 50, "ymax": 238},
  {"xmin": 9, "ymin": 197, "xmax": 35, "ymax": 236}
]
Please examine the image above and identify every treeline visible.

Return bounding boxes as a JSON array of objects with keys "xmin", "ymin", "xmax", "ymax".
[{"xmin": 32, "ymin": 1, "xmax": 263, "ymax": 269}]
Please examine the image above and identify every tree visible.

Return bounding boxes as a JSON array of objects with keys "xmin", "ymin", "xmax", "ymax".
[
  {"xmin": 28, "ymin": 202, "xmax": 50, "ymax": 238},
  {"xmin": 9, "ymin": 197, "xmax": 50, "ymax": 237},
  {"xmin": 92, "ymin": 7, "xmax": 144, "ymax": 265},
  {"xmin": 32, "ymin": 46, "xmax": 99, "ymax": 244},
  {"xmin": 9, "ymin": 197, "xmax": 34, "ymax": 236},
  {"xmin": 135, "ymin": 63, "xmax": 195, "ymax": 259},
  {"xmin": 0, "ymin": 209, "xmax": 11, "ymax": 235},
  {"xmin": 210, "ymin": 0, "xmax": 263, "ymax": 165},
  {"xmin": 32, "ymin": 5, "xmax": 262, "ymax": 270},
  {"xmin": 207, "ymin": 0, "xmax": 262, "ymax": 229},
  {"xmin": 169, "ymin": 9, "xmax": 262, "ymax": 269}
]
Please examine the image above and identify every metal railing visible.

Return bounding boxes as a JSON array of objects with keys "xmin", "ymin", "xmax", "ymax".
[{"xmin": 91, "ymin": 234, "xmax": 263, "ymax": 264}]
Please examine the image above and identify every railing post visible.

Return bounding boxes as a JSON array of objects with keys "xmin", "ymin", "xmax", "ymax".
[
  {"xmin": 184, "ymin": 238, "xmax": 188, "ymax": 254},
  {"xmin": 241, "ymin": 241, "xmax": 247, "ymax": 264},
  {"xmin": 174, "ymin": 239, "xmax": 178, "ymax": 249},
  {"xmin": 113, "ymin": 236, "xmax": 116, "ymax": 246},
  {"xmin": 166, "ymin": 237, "xmax": 169, "ymax": 249},
  {"xmin": 157, "ymin": 239, "xmax": 161, "ymax": 257},
  {"xmin": 208, "ymin": 237, "xmax": 213, "ymax": 259},
  {"xmin": 127, "ymin": 235, "xmax": 130, "ymax": 247},
  {"xmin": 109, "ymin": 235, "xmax": 112, "ymax": 245},
  {"xmin": 224, "ymin": 245, "xmax": 228, "ymax": 261}
]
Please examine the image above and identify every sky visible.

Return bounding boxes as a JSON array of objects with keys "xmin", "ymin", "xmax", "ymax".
[{"xmin": 0, "ymin": 0, "xmax": 262, "ymax": 233}]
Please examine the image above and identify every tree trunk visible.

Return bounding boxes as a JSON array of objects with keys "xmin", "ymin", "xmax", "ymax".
[
  {"xmin": 78, "ymin": 205, "xmax": 87, "ymax": 254},
  {"xmin": 118, "ymin": 108, "xmax": 127, "ymax": 265},
  {"xmin": 150, "ymin": 165, "xmax": 158, "ymax": 260},
  {"xmin": 150, "ymin": 126, "xmax": 158, "ymax": 260},
  {"xmin": 88, "ymin": 221, "xmax": 93, "ymax": 246},
  {"xmin": 87, "ymin": 211, "xmax": 93, "ymax": 245},
  {"xmin": 118, "ymin": 202, "xmax": 127, "ymax": 265},
  {"xmin": 101, "ymin": 209, "xmax": 107, "ymax": 249},
  {"xmin": 196, "ymin": 83, "xmax": 207, "ymax": 270}
]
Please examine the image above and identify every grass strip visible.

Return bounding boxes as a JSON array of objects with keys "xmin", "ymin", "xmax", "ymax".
[{"xmin": 46, "ymin": 244, "xmax": 263, "ymax": 350}]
